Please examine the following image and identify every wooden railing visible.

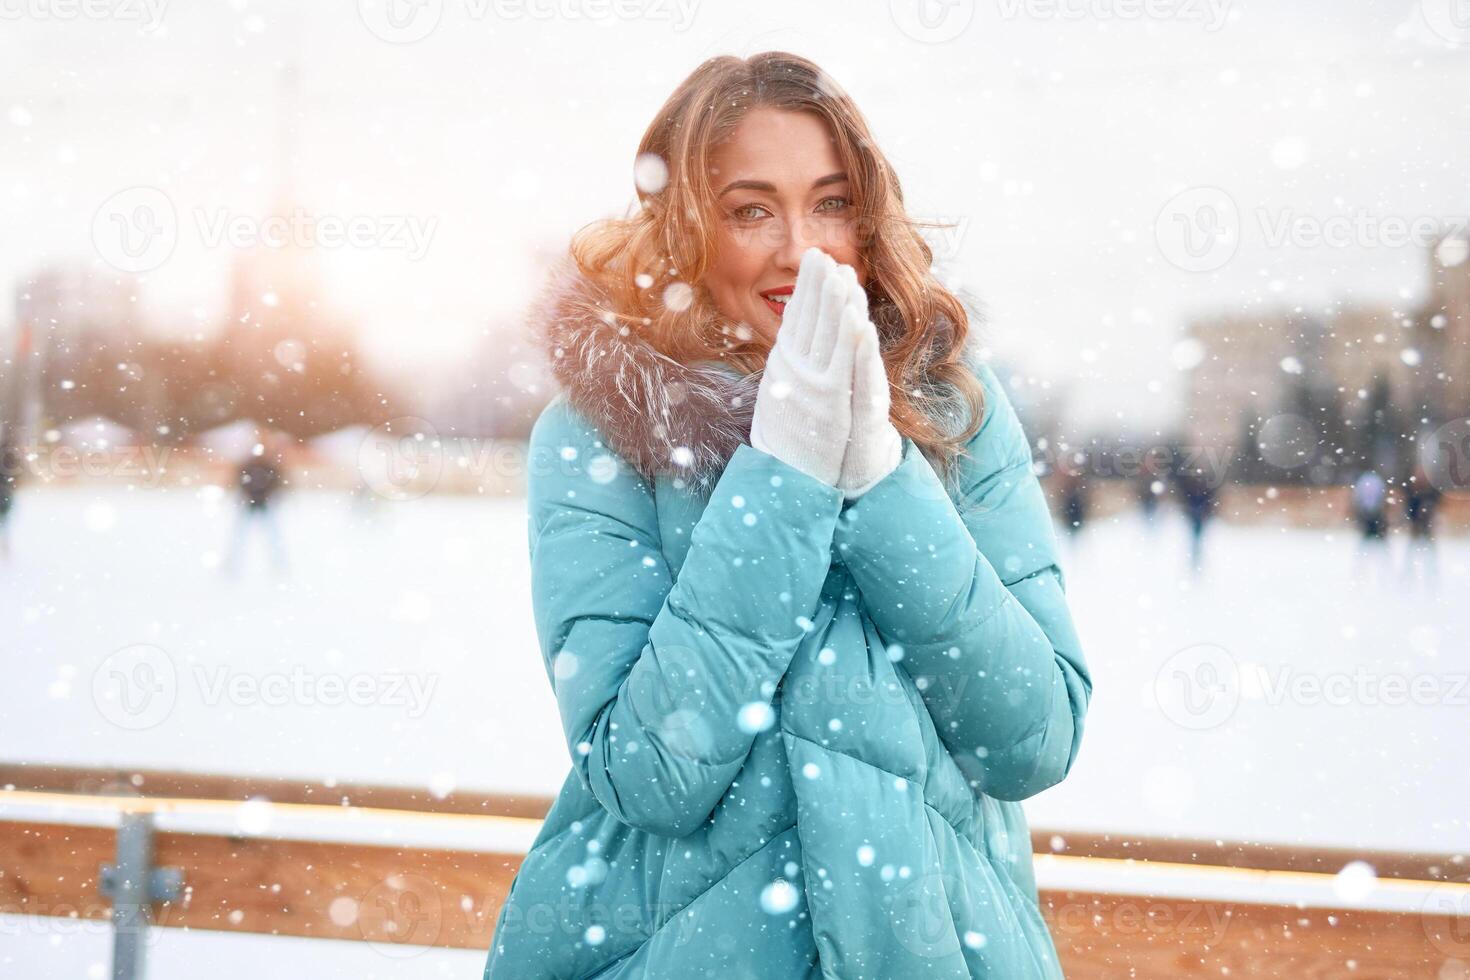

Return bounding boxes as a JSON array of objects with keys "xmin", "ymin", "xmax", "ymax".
[{"xmin": 2, "ymin": 764, "xmax": 1466, "ymax": 977}]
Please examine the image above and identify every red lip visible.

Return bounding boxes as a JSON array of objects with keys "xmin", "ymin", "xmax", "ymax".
[{"xmin": 760, "ymin": 285, "xmax": 794, "ymax": 319}]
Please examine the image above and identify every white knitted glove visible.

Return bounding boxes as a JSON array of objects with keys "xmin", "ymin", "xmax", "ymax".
[
  {"xmin": 749, "ymin": 248, "xmax": 860, "ymax": 487},
  {"xmin": 835, "ymin": 264, "xmax": 902, "ymax": 500}
]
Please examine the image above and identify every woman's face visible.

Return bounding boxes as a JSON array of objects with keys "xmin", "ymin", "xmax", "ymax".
[{"xmin": 703, "ymin": 107, "xmax": 867, "ymax": 345}]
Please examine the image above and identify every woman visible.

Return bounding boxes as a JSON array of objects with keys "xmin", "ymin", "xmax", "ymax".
[{"xmin": 484, "ymin": 51, "xmax": 1092, "ymax": 979}]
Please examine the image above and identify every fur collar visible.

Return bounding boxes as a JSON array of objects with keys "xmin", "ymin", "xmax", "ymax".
[{"xmin": 531, "ymin": 256, "xmax": 982, "ymax": 491}]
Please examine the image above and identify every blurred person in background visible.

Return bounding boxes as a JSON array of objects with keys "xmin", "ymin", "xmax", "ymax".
[
  {"xmin": 1054, "ymin": 455, "xmax": 1089, "ymax": 554},
  {"xmin": 1136, "ymin": 449, "xmax": 1166, "ymax": 530},
  {"xmin": 1401, "ymin": 461, "xmax": 1442, "ymax": 590},
  {"xmin": 483, "ymin": 51, "xmax": 1091, "ymax": 980},
  {"xmin": 0, "ymin": 437, "xmax": 17, "ymax": 562},
  {"xmin": 1351, "ymin": 466, "xmax": 1390, "ymax": 587},
  {"xmin": 224, "ymin": 430, "xmax": 291, "ymax": 579},
  {"xmin": 1174, "ymin": 464, "xmax": 1218, "ymax": 575}
]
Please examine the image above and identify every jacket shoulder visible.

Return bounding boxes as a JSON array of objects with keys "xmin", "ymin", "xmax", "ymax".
[
  {"xmin": 954, "ymin": 355, "xmax": 1033, "ymax": 484},
  {"xmin": 529, "ymin": 393, "xmax": 628, "ymax": 470},
  {"xmin": 526, "ymin": 393, "xmax": 657, "ymax": 522},
  {"xmin": 528, "ymin": 392, "xmax": 592, "ymax": 456}
]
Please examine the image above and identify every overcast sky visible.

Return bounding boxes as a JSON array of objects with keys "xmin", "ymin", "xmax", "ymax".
[{"xmin": 3, "ymin": 0, "xmax": 1467, "ymax": 432}]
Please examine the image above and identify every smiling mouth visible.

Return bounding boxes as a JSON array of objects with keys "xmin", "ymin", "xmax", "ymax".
[{"xmin": 759, "ymin": 288, "xmax": 793, "ymax": 317}]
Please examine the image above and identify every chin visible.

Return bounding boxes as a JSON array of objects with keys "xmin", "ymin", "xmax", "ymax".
[{"xmin": 759, "ymin": 313, "xmax": 781, "ymax": 344}]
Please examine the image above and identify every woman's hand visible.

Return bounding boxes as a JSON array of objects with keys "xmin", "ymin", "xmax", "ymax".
[
  {"xmin": 834, "ymin": 265, "xmax": 903, "ymax": 500},
  {"xmin": 749, "ymin": 248, "xmax": 861, "ymax": 487}
]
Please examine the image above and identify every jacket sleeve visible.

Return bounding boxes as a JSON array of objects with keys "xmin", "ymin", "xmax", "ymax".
[
  {"xmin": 832, "ymin": 361, "xmax": 1092, "ymax": 802},
  {"xmin": 526, "ymin": 397, "xmax": 844, "ymax": 838}
]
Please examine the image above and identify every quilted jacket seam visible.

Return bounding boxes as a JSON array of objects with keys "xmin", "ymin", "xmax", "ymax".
[
  {"xmin": 782, "ymin": 730, "xmax": 978, "ymax": 854},
  {"xmin": 628, "ymin": 821, "xmax": 803, "ymax": 965},
  {"xmin": 785, "ymin": 730, "xmax": 1044, "ymax": 942}
]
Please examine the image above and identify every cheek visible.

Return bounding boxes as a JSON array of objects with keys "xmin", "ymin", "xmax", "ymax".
[
  {"xmin": 710, "ymin": 242, "xmax": 761, "ymax": 300},
  {"xmin": 827, "ymin": 229, "xmax": 866, "ymax": 280},
  {"xmin": 706, "ymin": 258, "xmax": 754, "ymax": 321},
  {"xmin": 838, "ymin": 249, "xmax": 867, "ymax": 285}
]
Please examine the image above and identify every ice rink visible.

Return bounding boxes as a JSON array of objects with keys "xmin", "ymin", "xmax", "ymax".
[{"xmin": 3, "ymin": 483, "xmax": 1463, "ymax": 852}]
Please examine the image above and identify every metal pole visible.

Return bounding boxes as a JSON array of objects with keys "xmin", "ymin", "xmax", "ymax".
[{"xmin": 99, "ymin": 812, "xmax": 182, "ymax": 980}]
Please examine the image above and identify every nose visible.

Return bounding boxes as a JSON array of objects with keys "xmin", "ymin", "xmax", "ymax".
[{"xmin": 773, "ymin": 213, "xmax": 837, "ymax": 276}]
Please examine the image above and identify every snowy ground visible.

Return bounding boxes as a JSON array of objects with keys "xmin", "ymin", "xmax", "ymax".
[
  {"xmin": 1, "ymin": 484, "xmax": 1466, "ymax": 974},
  {"xmin": 0, "ymin": 917, "xmax": 486, "ymax": 979}
]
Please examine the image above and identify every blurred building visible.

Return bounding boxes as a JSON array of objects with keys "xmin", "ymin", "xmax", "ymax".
[
  {"xmin": 0, "ymin": 316, "xmax": 14, "ymax": 445},
  {"xmin": 1421, "ymin": 234, "xmax": 1470, "ymax": 422},
  {"xmin": 8, "ymin": 262, "xmax": 147, "ymax": 440},
  {"xmin": 1185, "ymin": 308, "xmax": 1332, "ymax": 454},
  {"xmin": 1184, "ymin": 232, "xmax": 1470, "ymax": 482},
  {"xmin": 425, "ymin": 239, "xmax": 563, "ymax": 441},
  {"xmin": 15, "ymin": 262, "xmax": 142, "ymax": 372},
  {"xmin": 205, "ymin": 59, "xmax": 379, "ymax": 439}
]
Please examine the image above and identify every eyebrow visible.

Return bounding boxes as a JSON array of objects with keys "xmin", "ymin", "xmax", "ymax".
[{"xmin": 716, "ymin": 172, "xmax": 849, "ymax": 198}]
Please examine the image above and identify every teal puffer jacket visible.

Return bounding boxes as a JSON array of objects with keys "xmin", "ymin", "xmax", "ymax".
[{"xmin": 484, "ymin": 266, "xmax": 1092, "ymax": 979}]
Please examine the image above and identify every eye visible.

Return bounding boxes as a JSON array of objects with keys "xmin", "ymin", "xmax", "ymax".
[
  {"xmin": 816, "ymin": 196, "xmax": 851, "ymax": 213},
  {"xmin": 730, "ymin": 203, "xmax": 769, "ymax": 222}
]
